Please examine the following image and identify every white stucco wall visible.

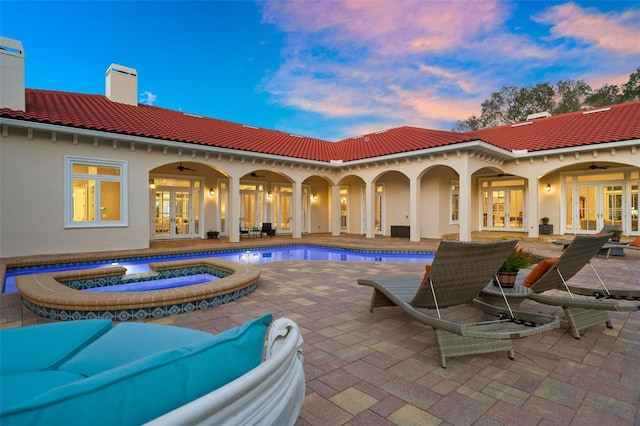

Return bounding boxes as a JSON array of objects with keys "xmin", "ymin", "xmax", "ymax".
[{"xmin": 1, "ymin": 119, "xmax": 638, "ymax": 258}]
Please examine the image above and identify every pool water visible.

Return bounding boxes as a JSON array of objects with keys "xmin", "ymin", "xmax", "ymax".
[
  {"xmin": 84, "ymin": 273, "xmax": 219, "ymax": 293},
  {"xmin": 3, "ymin": 245, "xmax": 434, "ymax": 293}
]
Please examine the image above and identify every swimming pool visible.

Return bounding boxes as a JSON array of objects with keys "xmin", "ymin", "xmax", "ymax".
[{"xmin": 3, "ymin": 245, "xmax": 434, "ymax": 293}]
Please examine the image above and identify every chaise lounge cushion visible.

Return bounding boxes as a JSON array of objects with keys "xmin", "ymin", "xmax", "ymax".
[
  {"xmin": 0, "ymin": 319, "xmax": 113, "ymax": 375},
  {"xmin": 1, "ymin": 313, "xmax": 272, "ymax": 426}
]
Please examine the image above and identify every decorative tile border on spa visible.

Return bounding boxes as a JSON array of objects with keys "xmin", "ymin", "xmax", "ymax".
[{"xmin": 21, "ymin": 282, "xmax": 258, "ymax": 321}]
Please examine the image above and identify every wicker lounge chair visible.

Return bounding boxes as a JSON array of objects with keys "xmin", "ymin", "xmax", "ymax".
[
  {"xmin": 358, "ymin": 240, "xmax": 560, "ymax": 368},
  {"xmin": 552, "ymin": 224, "xmax": 620, "ymax": 250},
  {"xmin": 526, "ymin": 234, "xmax": 640, "ymax": 339}
]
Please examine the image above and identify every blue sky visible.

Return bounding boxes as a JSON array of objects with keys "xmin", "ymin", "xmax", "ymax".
[{"xmin": 2, "ymin": 1, "xmax": 639, "ymax": 141}]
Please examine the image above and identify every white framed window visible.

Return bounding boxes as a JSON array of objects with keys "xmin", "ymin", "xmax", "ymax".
[
  {"xmin": 450, "ymin": 180, "xmax": 459, "ymax": 224},
  {"xmin": 65, "ymin": 156, "xmax": 128, "ymax": 228}
]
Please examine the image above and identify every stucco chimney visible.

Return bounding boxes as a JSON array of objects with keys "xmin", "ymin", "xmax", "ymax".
[
  {"xmin": 0, "ymin": 36, "xmax": 26, "ymax": 111},
  {"xmin": 105, "ymin": 64, "xmax": 138, "ymax": 106}
]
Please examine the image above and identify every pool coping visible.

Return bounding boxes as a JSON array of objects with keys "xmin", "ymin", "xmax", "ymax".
[{"xmin": 15, "ymin": 258, "xmax": 260, "ymax": 321}]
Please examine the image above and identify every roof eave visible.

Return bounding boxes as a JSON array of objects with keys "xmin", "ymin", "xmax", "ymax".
[{"xmin": 0, "ymin": 117, "xmax": 336, "ymax": 168}]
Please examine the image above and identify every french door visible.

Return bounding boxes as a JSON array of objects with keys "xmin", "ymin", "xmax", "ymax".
[
  {"xmin": 151, "ymin": 177, "xmax": 201, "ymax": 239},
  {"xmin": 566, "ymin": 184, "xmax": 623, "ymax": 232},
  {"xmin": 154, "ymin": 190, "xmax": 196, "ymax": 238},
  {"xmin": 482, "ymin": 186, "xmax": 525, "ymax": 231}
]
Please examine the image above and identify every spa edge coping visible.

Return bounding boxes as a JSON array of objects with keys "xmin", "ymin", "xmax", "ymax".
[{"xmin": 16, "ymin": 258, "xmax": 260, "ymax": 312}]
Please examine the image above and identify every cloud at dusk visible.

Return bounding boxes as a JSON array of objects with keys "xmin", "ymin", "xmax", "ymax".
[{"xmin": 260, "ymin": 1, "xmax": 640, "ymax": 139}]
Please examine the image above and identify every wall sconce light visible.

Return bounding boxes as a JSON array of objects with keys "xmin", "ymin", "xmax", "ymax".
[
  {"xmin": 149, "ymin": 180, "xmax": 156, "ymax": 190},
  {"xmin": 545, "ymin": 183, "xmax": 551, "ymax": 193},
  {"xmin": 267, "ymin": 191, "xmax": 273, "ymax": 199},
  {"xmin": 209, "ymin": 187, "xmax": 215, "ymax": 196},
  {"xmin": 312, "ymin": 193, "xmax": 318, "ymax": 201}
]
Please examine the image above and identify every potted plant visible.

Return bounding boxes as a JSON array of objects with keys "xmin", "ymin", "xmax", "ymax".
[
  {"xmin": 493, "ymin": 246, "xmax": 534, "ymax": 287},
  {"xmin": 541, "ymin": 217, "xmax": 550, "ymax": 225},
  {"xmin": 206, "ymin": 230, "xmax": 219, "ymax": 239},
  {"xmin": 611, "ymin": 229, "xmax": 622, "ymax": 242}
]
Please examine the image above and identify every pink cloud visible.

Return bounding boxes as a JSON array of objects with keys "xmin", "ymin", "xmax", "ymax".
[
  {"xmin": 534, "ymin": 3, "xmax": 640, "ymax": 53},
  {"xmin": 586, "ymin": 71, "xmax": 634, "ymax": 89},
  {"xmin": 261, "ymin": 0, "xmax": 507, "ymax": 55}
]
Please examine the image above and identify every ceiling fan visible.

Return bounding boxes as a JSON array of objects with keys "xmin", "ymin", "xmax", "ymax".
[
  {"xmin": 586, "ymin": 162, "xmax": 609, "ymax": 170},
  {"xmin": 176, "ymin": 162, "xmax": 196, "ymax": 172},
  {"xmin": 249, "ymin": 172, "xmax": 266, "ymax": 178}
]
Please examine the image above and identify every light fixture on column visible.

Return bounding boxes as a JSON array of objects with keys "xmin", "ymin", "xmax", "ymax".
[
  {"xmin": 149, "ymin": 179, "xmax": 156, "ymax": 190},
  {"xmin": 545, "ymin": 183, "xmax": 551, "ymax": 193},
  {"xmin": 267, "ymin": 191, "xmax": 273, "ymax": 199},
  {"xmin": 312, "ymin": 193, "xmax": 318, "ymax": 201},
  {"xmin": 209, "ymin": 187, "xmax": 215, "ymax": 196}
]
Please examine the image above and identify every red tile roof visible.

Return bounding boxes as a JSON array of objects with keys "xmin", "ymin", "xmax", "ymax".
[
  {"xmin": 1, "ymin": 90, "xmax": 337, "ymax": 161},
  {"xmin": 1, "ymin": 90, "xmax": 639, "ymax": 163},
  {"xmin": 469, "ymin": 102, "xmax": 640, "ymax": 153},
  {"xmin": 334, "ymin": 127, "xmax": 474, "ymax": 161}
]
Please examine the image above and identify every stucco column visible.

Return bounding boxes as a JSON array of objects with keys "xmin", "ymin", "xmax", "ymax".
[
  {"xmin": 229, "ymin": 176, "xmax": 240, "ymax": 243},
  {"xmin": 458, "ymin": 166, "xmax": 472, "ymax": 242},
  {"xmin": 365, "ymin": 180, "xmax": 375, "ymax": 238},
  {"xmin": 528, "ymin": 178, "xmax": 540, "ymax": 238},
  {"xmin": 409, "ymin": 176, "xmax": 420, "ymax": 241},
  {"xmin": 331, "ymin": 185, "xmax": 341, "ymax": 236},
  {"xmin": 292, "ymin": 180, "xmax": 302, "ymax": 239}
]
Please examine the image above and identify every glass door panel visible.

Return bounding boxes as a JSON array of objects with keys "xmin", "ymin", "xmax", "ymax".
[
  {"xmin": 174, "ymin": 191, "xmax": 190, "ymax": 235},
  {"xmin": 508, "ymin": 189, "xmax": 524, "ymax": 230},
  {"xmin": 603, "ymin": 185, "xmax": 623, "ymax": 228},
  {"xmin": 374, "ymin": 184, "xmax": 383, "ymax": 233},
  {"xmin": 491, "ymin": 190, "xmax": 505, "ymax": 228},
  {"xmin": 578, "ymin": 186, "xmax": 598, "ymax": 231},
  {"xmin": 219, "ymin": 181, "xmax": 227, "ymax": 235},
  {"xmin": 155, "ymin": 191, "xmax": 171, "ymax": 237},
  {"xmin": 240, "ymin": 192, "xmax": 257, "ymax": 230},
  {"xmin": 340, "ymin": 186, "xmax": 349, "ymax": 232},
  {"xmin": 632, "ymin": 185, "xmax": 638, "ymax": 232},
  {"xmin": 482, "ymin": 192, "xmax": 489, "ymax": 227},
  {"xmin": 279, "ymin": 193, "xmax": 292, "ymax": 232},
  {"xmin": 565, "ymin": 186, "xmax": 573, "ymax": 230}
]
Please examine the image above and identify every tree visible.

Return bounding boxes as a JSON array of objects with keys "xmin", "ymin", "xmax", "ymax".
[
  {"xmin": 621, "ymin": 67, "xmax": 640, "ymax": 101},
  {"xmin": 552, "ymin": 80, "xmax": 592, "ymax": 115},
  {"xmin": 515, "ymin": 83, "xmax": 555, "ymax": 118},
  {"xmin": 585, "ymin": 84, "xmax": 621, "ymax": 108},
  {"xmin": 452, "ymin": 114, "xmax": 485, "ymax": 132},
  {"xmin": 451, "ymin": 68, "xmax": 639, "ymax": 132}
]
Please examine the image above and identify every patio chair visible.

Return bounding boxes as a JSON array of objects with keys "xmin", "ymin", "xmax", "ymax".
[
  {"xmin": 525, "ymin": 234, "xmax": 640, "ymax": 339},
  {"xmin": 239, "ymin": 226, "xmax": 249, "ymax": 238},
  {"xmin": 596, "ymin": 235, "xmax": 640, "ymax": 258},
  {"xmin": 260, "ymin": 222, "xmax": 276, "ymax": 237},
  {"xmin": 358, "ymin": 240, "xmax": 560, "ymax": 368},
  {"xmin": 552, "ymin": 224, "xmax": 620, "ymax": 250}
]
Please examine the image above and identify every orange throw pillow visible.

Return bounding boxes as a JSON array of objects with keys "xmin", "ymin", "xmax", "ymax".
[
  {"xmin": 630, "ymin": 236, "xmax": 640, "ymax": 247},
  {"xmin": 523, "ymin": 257, "xmax": 559, "ymax": 287},
  {"xmin": 415, "ymin": 264, "xmax": 431, "ymax": 295}
]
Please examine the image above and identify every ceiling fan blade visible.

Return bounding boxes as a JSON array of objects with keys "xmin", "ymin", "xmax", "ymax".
[
  {"xmin": 587, "ymin": 162, "xmax": 608, "ymax": 170},
  {"xmin": 177, "ymin": 163, "xmax": 196, "ymax": 172}
]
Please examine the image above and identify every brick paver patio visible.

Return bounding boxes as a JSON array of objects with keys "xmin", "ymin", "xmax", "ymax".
[{"xmin": 1, "ymin": 234, "xmax": 639, "ymax": 424}]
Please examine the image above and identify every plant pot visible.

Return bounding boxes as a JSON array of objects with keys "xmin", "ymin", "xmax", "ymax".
[
  {"xmin": 611, "ymin": 235, "xmax": 621, "ymax": 242},
  {"xmin": 493, "ymin": 269, "xmax": 518, "ymax": 287}
]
